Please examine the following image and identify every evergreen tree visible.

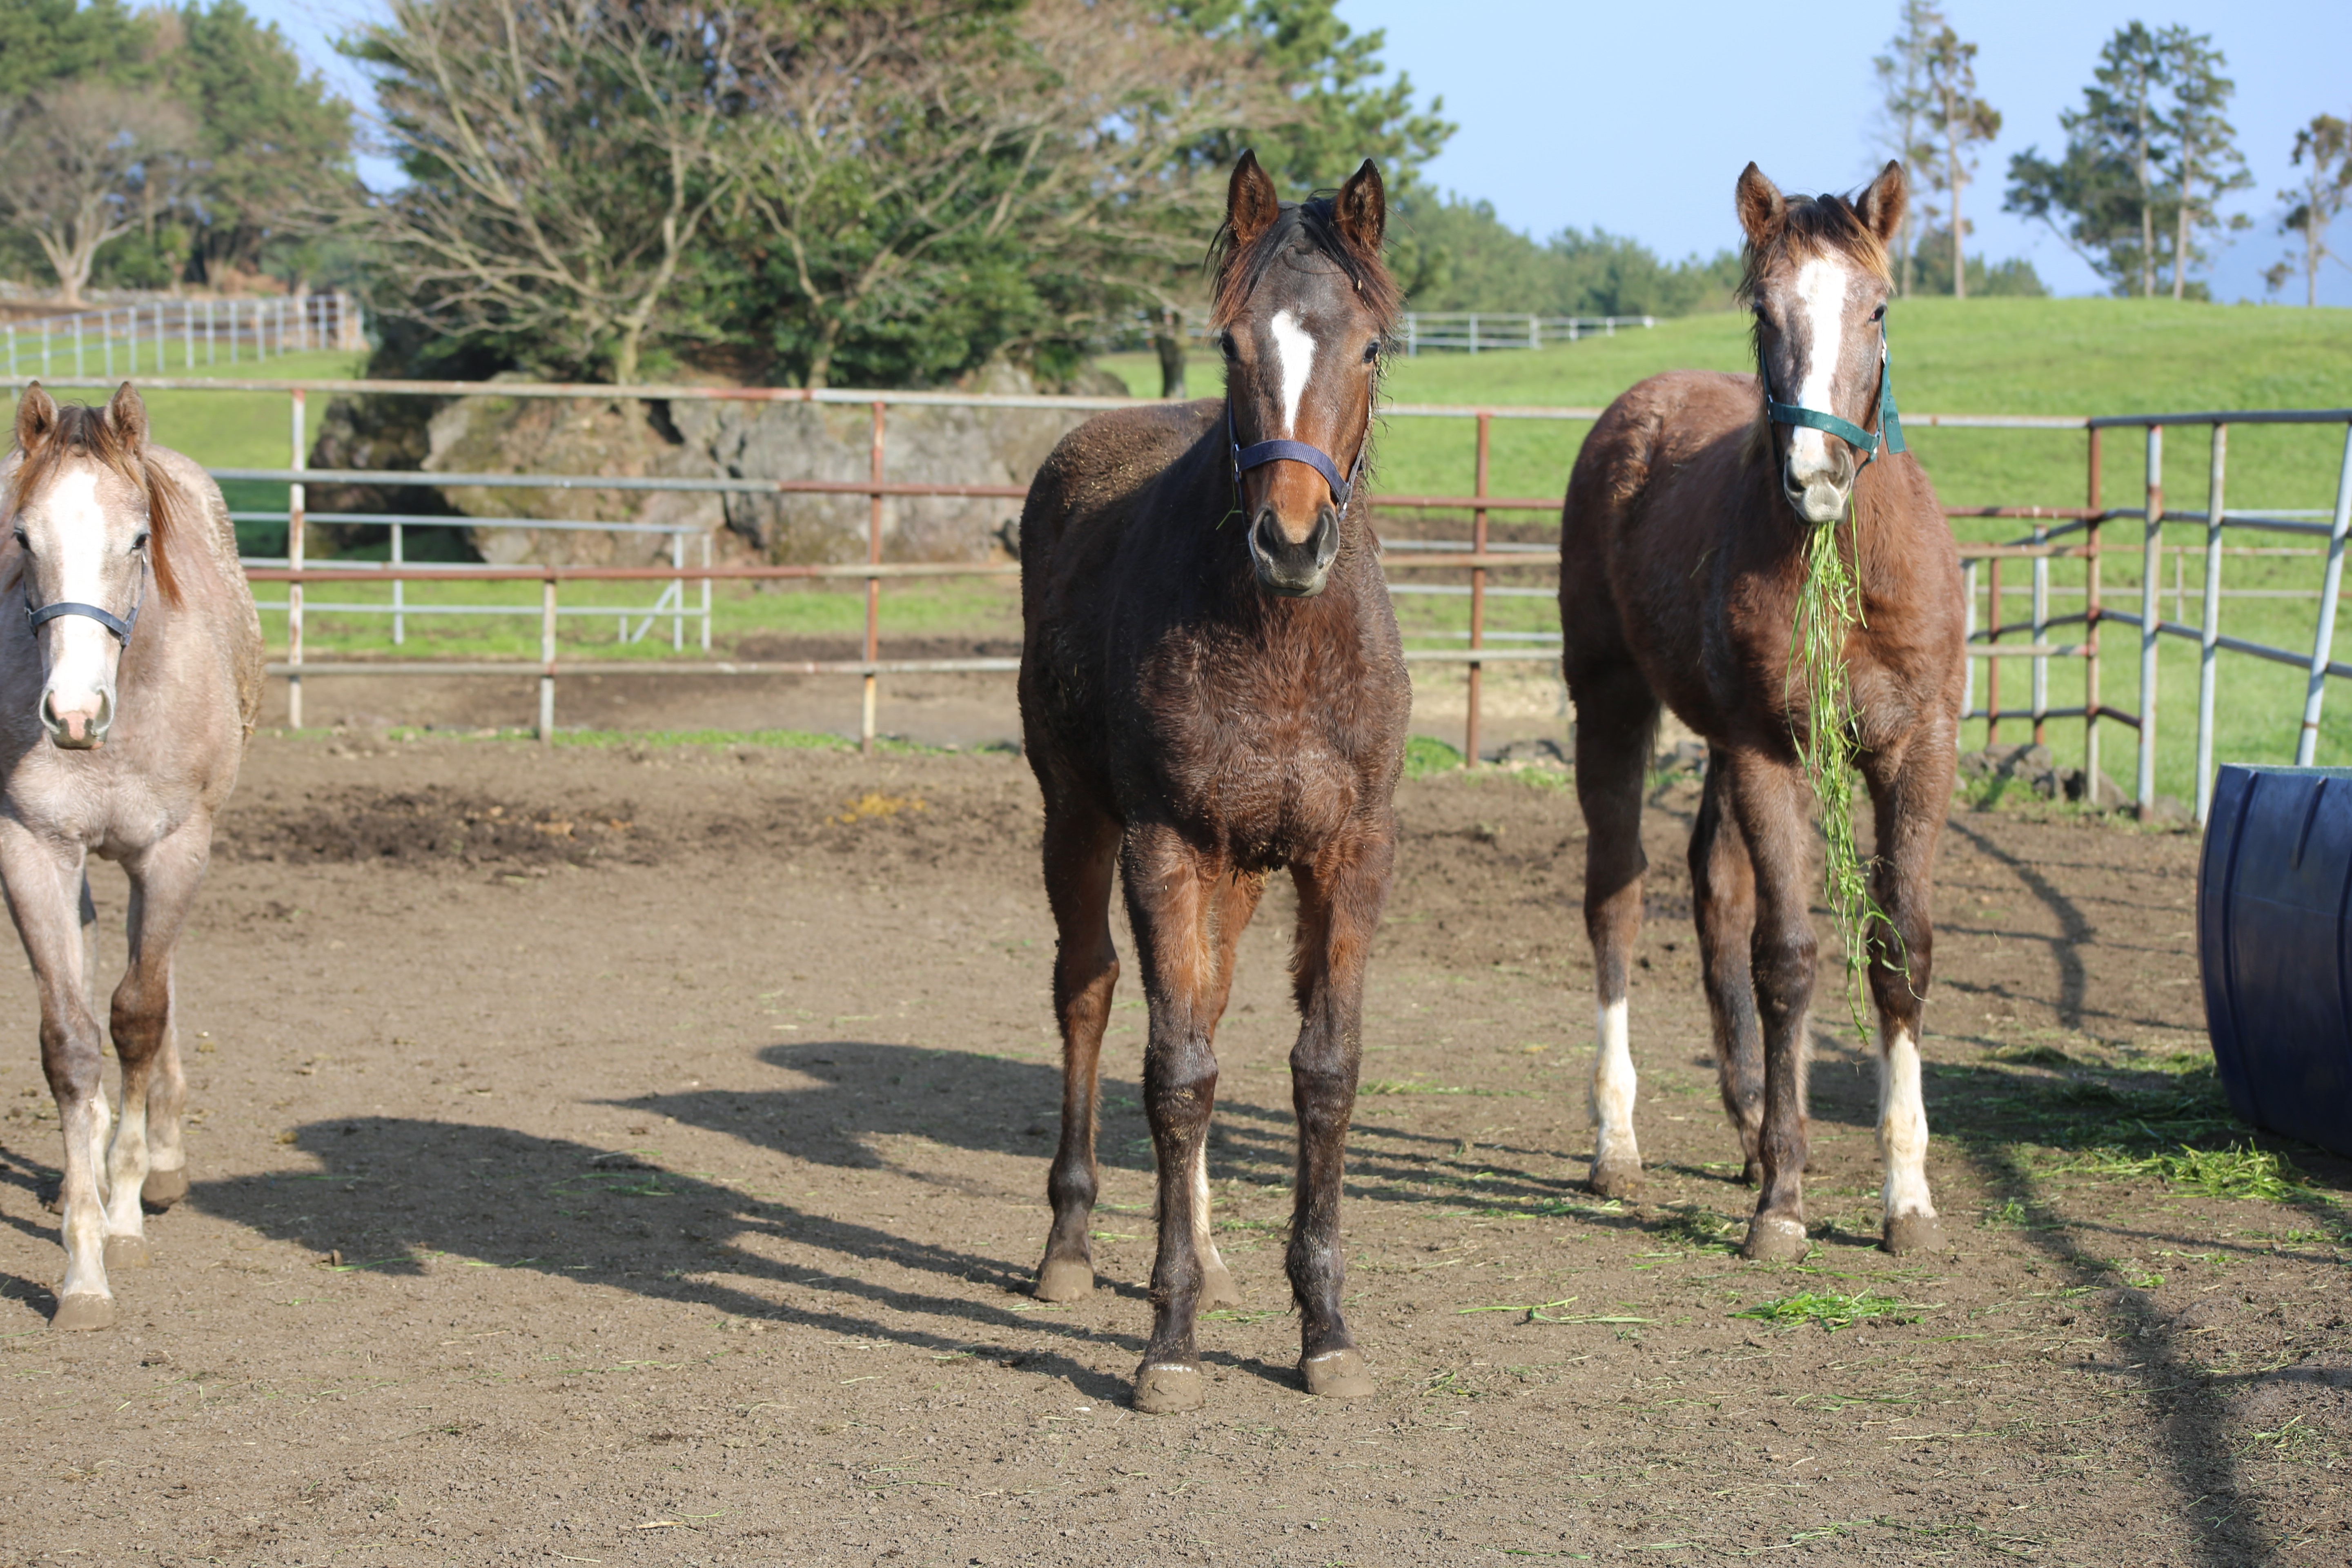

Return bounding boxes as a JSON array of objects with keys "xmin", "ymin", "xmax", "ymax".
[
  {"xmin": 2006, "ymin": 22, "xmax": 2171, "ymax": 298},
  {"xmin": 2265, "ymin": 114, "xmax": 2351, "ymax": 307},
  {"xmin": 2155, "ymin": 26, "xmax": 2249, "ymax": 301}
]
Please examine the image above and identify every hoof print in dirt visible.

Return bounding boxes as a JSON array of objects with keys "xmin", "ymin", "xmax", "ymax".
[
  {"xmin": 1588, "ymin": 1158, "xmax": 1642, "ymax": 1200},
  {"xmin": 1740, "ymin": 1215, "xmax": 1810, "ymax": 1262},
  {"xmin": 1132, "ymin": 1362, "xmax": 1205, "ymax": 1415},
  {"xmin": 140, "ymin": 1167, "xmax": 189, "ymax": 1211},
  {"xmin": 52, "ymin": 1293, "xmax": 114, "ymax": 1332},
  {"xmin": 1032, "ymin": 1259, "xmax": 1095, "ymax": 1302},
  {"xmin": 1301, "ymin": 1348, "xmax": 1374, "ymax": 1399},
  {"xmin": 1882, "ymin": 1214, "xmax": 1946, "ymax": 1254}
]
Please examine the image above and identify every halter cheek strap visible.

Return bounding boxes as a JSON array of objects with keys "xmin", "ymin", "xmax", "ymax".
[
  {"xmin": 1762, "ymin": 325, "xmax": 1907, "ymax": 467},
  {"xmin": 1227, "ymin": 403, "xmax": 1368, "ymax": 516},
  {"xmin": 25, "ymin": 554, "xmax": 147, "ymax": 644}
]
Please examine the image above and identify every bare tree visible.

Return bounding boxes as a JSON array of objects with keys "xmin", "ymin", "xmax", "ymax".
[
  {"xmin": 733, "ymin": 0, "xmax": 1271, "ymax": 388},
  {"xmin": 1921, "ymin": 22, "xmax": 1998, "ymax": 298},
  {"xmin": 1872, "ymin": 0, "xmax": 1940, "ymax": 298},
  {"xmin": 0, "ymin": 81, "xmax": 192, "ymax": 305},
  {"xmin": 343, "ymin": 0, "xmax": 749, "ymax": 383},
  {"xmin": 2266, "ymin": 114, "xmax": 2352, "ymax": 307}
]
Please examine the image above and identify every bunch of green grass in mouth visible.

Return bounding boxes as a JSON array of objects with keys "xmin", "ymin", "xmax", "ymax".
[{"xmin": 1787, "ymin": 502, "xmax": 1893, "ymax": 1038}]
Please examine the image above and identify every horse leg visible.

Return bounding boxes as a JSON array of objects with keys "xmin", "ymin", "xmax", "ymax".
[
  {"xmin": 1120, "ymin": 823, "xmax": 1224, "ymax": 1414},
  {"xmin": 1191, "ymin": 869, "xmax": 1265, "ymax": 1311},
  {"xmin": 1286, "ymin": 831, "xmax": 1390, "ymax": 1400},
  {"xmin": 1574, "ymin": 671, "xmax": 1657, "ymax": 1198},
  {"xmin": 103, "ymin": 825, "xmax": 211, "ymax": 1255},
  {"xmin": 1720, "ymin": 753, "xmax": 1818, "ymax": 1263},
  {"xmin": 1865, "ymin": 740, "xmax": 1955, "ymax": 1255},
  {"xmin": 1689, "ymin": 750, "xmax": 1764, "ymax": 1182},
  {"xmin": 0, "ymin": 829, "xmax": 115, "ymax": 1328},
  {"xmin": 1034, "ymin": 797, "xmax": 1122, "ymax": 1302}
]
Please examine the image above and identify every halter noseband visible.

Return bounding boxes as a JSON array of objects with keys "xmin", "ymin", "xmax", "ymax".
[
  {"xmin": 1227, "ymin": 403, "xmax": 1368, "ymax": 518},
  {"xmin": 24, "ymin": 553, "xmax": 147, "ymax": 645},
  {"xmin": 1762, "ymin": 321, "xmax": 1906, "ymax": 469}
]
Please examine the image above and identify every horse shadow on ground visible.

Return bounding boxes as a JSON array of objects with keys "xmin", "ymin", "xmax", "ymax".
[
  {"xmin": 622, "ymin": 1040, "xmax": 1628, "ymax": 1224},
  {"xmin": 187, "ymin": 1113, "xmax": 1189, "ymax": 1402}
]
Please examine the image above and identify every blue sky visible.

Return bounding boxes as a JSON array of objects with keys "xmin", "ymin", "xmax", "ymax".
[
  {"xmin": 248, "ymin": 0, "xmax": 2351, "ymax": 304},
  {"xmin": 1335, "ymin": 0, "xmax": 2352, "ymax": 304}
]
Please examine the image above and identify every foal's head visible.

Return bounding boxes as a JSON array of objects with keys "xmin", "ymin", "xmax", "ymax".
[
  {"xmin": 3, "ymin": 384, "xmax": 182, "ymax": 749},
  {"xmin": 1210, "ymin": 151, "xmax": 1397, "ymax": 597},
  {"xmin": 1736, "ymin": 161, "xmax": 1906, "ymax": 525}
]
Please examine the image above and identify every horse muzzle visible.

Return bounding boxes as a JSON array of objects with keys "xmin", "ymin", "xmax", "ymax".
[
  {"xmin": 1250, "ymin": 506, "xmax": 1340, "ymax": 597},
  {"xmin": 40, "ymin": 686, "xmax": 112, "ymax": 750},
  {"xmin": 1782, "ymin": 451, "xmax": 1854, "ymax": 526}
]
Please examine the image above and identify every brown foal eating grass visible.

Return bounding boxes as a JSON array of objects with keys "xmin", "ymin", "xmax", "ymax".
[
  {"xmin": 1, "ymin": 383, "xmax": 262, "ymax": 1329},
  {"xmin": 1558, "ymin": 163, "xmax": 1966, "ymax": 1261},
  {"xmin": 1017, "ymin": 152, "xmax": 1409, "ymax": 1414}
]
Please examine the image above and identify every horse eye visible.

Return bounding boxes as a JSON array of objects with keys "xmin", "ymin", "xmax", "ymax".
[
  {"xmin": 10, "ymin": 531, "xmax": 24, "ymax": 551},
  {"xmin": 1870, "ymin": 304, "xmax": 1887, "ymax": 322},
  {"xmin": 131, "ymin": 532, "xmax": 150, "ymax": 552},
  {"xmin": 1361, "ymin": 340, "xmax": 1381, "ymax": 364},
  {"xmin": 1217, "ymin": 333, "xmax": 1238, "ymax": 360}
]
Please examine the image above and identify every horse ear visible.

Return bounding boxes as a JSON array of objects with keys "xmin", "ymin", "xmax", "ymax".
[
  {"xmin": 105, "ymin": 382, "xmax": 149, "ymax": 452},
  {"xmin": 1227, "ymin": 149, "xmax": 1280, "ymax": 248},
  {"xmin": 1335, "ymin": 158, "xmax": 1385, "ymax": 254},
  {"xmin": 1735, "ymin": 162, "xmax": 1785, "ymax": 246},
  {"xmin": 1856, "ymin": 160, "xmax": 1907, "ymax": 247},
  {"xmin": 14, "ymin": 383, "xmax": 58, "ymax": 455}
]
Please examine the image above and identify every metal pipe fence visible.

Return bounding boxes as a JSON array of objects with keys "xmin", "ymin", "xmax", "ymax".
[
  {"xmin": 3, "ymin": 374, "xmax": 2349, "ymax": 807},
  {"xmin": 0, "ymin": 293, "xmax": 365, "ymax": 378},
  {"xmin": 1396, "ymin": 313, "xmax": 1657, "ymax": 356}
]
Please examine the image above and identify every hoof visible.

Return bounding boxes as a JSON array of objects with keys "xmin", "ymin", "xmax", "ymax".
[
  {"xmin": 1200, "ymin": 1260, "xmax": 1242, "ymax": 1312},
  {"xmin": 1132, "ymin": 1361, "xmax": 1205, "ymax": 1415},
  {"xmin": 141, "ymin": 1167, "xmax": 188, "ymax": 1211},
  {"xmin": 1589, "ymin": 1156, "xmax": 1642, "ymax": 1200},
  {"xmin": 1740, "ymin": 1214, "xmax": 1809, "ymax": 1262},
  {"xmin": 1301, "ymin": 1348, "xmax": 1375, "ymax": 1400},
  {"xmin": 102, "ymin": 1234, "xmax": 149, "ymax": 1271},
  {"xmin": 52, "ymin": 1293, "xmax": 114, "ymax": 1332},
  {"xmin": 1882, "ymin": 1213, "xmax": 1945, "ymax": 1255},
  {"xmin": 1033, "ymin": 1257, "xmax": 1095, "ymax": 1303}
]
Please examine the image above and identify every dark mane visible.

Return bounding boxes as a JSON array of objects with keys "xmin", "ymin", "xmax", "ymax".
[
  {"xmin": 1207, "ymin": 194, "xmax": 1401, "ymax": 333},
  {"xmin": 4, "ymin": 399, "xmax": 183, "ymax": 605}
]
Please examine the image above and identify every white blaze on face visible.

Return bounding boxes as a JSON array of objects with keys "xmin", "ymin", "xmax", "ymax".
[
  {"xmin": 1269, "ymin": 309, "xmax": 1316, "ymax": 438},
  {"xmin": 1878, "ymin": 1021, "xmax": 1936, "ymax": 1220},
  {"xmin": 34, "ymin": 468, "xmax": 123, "ymax": 735},
  {"xmin": 1784, "ymin": 256, "xmax": 1854, "ymax": 517},
  {"xmin": 1591, "ymin": 998, "xmax": 1639, "ymax": 1166}
]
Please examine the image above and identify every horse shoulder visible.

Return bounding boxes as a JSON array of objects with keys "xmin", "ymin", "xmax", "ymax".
[{"xmin": 145, "ymin": 443, "xmax": 265, "ymax": 735}]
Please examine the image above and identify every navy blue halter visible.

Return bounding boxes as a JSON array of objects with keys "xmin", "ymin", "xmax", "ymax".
[
  {"xmin": 26, "ymin": 554, "xmax": 146, "ymax": 644},
  {"xmin": 1227, "ymin": 403, "xmax": 1365, "ymax": 516}
]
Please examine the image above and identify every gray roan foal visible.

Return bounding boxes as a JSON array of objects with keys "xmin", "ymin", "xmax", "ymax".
[{"xmin": 1, "ymin": 383, "xmax": 262, "ymax": 1330}]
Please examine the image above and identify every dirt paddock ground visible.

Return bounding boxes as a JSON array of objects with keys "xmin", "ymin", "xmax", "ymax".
[{"xmin": 2, "ymin": 733, "xmax": 2348, "ymax": 1566}]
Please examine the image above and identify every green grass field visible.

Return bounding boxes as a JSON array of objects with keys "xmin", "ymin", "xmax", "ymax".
[{"xmin": 18, "ymin": 304, "xmax": 2352, "ymax": 795}]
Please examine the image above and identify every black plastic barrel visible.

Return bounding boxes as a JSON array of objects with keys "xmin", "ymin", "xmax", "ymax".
[{"xmin": 2198, "ymin": 764, "xmax": 2352, "ymax": 1158}]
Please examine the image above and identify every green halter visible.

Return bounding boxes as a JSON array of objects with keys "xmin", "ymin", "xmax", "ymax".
[{"xmin": 1762, "ymin": 321, "xmax": 1907, "ymax": 468}]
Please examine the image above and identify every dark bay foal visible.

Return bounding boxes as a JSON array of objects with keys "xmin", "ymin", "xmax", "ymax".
[
  {"xmin": 1559, "ymin": 163, "xmax": 1965, "ymax": 1261},
  {"xmin": 1018, "ymin": 152, "xmax": 1409, "ymax": 1414}
]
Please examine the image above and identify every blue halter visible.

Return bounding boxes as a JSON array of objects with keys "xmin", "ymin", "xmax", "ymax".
[
  {"xmin": 1227, "ymin": 403, "xmax": 1366, "ymax": 517},
  {"xmin": 1762, "ymin": 322, "xmax": 1906, "ymax": 468},
  {"xmin": 25, "ymin": 554, "xmax": 146, "ymax": 644}
]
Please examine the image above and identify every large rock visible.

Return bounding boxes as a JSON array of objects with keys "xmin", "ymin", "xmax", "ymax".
[
  {"xmin": 666, "ymin": 362, "xmax": 1092, "ymax": 565},
  {"xmin": 422, "ymin": 383, "xmax": 726, "ymax": 566}
]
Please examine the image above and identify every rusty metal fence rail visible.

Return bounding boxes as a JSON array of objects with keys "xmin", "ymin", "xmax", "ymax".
[{"xmin": 3, "ymin": 375, "xmax": 2348, "ymax": 814}]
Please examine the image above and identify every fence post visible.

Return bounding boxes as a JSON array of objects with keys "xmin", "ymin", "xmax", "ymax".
[
  {"xmin": 1985, "ymin": 557, "xmax": 2002, "ymax": 744},
  {"xmin": 287, "ymin": 388, "xmax": 306, "ymax": 729},
  {"xmin": 2031, "ymin": 522, "xmax": 2048, "ymax": 746},
  {"xmin": 229, "ymin": 299, "xmax": 238, "ymax": 366},
  {"xmin": 2196, "ymin": 425, "xmax": 2227, "ymax": 822},
  {"xmin": 1468, "ymin": 314, "xmax": 1479, "ymax": 356},
  {"xmin": 4, "ymin": 324, "xmax": 11, "ymax": 375},
  {"xmin": 1465, "ymin": 411, "xmax": 1490, "ymax": 768},
  {"xmin": 670, "ymin": 530, "xmax": 684, "ymax": 650},
  {"xmin": 2136, "ymin": 425, "xmax": 2163, "ymax": 817},
  {"xmin": 391, "ymin": 522, "xmax": 405, "ymax": 646},
  {"xmin": 1527, "ymin": 314, "xmax": 1538, "ymax": 350},
  {"xmin": 103, "ymin": 309, "xmax": 113, "ymax": 379},
  {"xmin": 1405, "ymin": 313, "xmax": 1417, "ymax": 357},
  {"xmin": 863, "ymin": 401, "xmax": 885, "ymax": 755},
  {"xmin": 701, "ymin": 531, "xmax": 712, "ymax": 653},
  {"xmin": 184, "ymin": 300, "xmax": 192, "ymax": 370},
  {"xmin": 2084, "ymin": 427, "xmax": 2103, "ymax": 796},
  {"xmin": 127, "ymin": 307, "xmax": 136, "ymax": 376},
  {"xmin": 539, "ymin": 574, "xmax": 557, "ymax": 743},
  {"xmin": 2296, "ymin": 421, "xmax": 2352, "ymax": 766},
  {"xmin": 1960, "ymin": 561, "xmax": 1977, "ymax": 722},
  {"xmin": 73, "ymin": 315, "xmax": 83, "ymax": 377}
]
